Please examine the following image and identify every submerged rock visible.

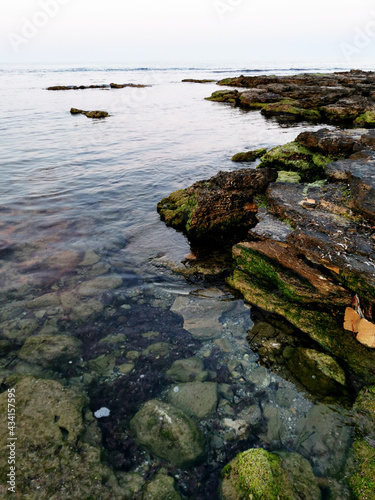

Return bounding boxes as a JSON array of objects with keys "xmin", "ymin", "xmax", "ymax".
[
  {"xmin": 286, "ymin": 347, "xmax": 346, "ymax": 396},
  {"xmin": 167, "ymin": 382, "xmax": 218, "ymax": 418},
  {"xmin": 142, "ymin": 471, "xmax": 182, "ymax": 500},
  {"xmin": 48, "ymin": 83, "xmax": 148, "ymax": 90},
  {"xmin": 130, "ymin": 399, "xmax": 206, "ymax": 468},
  {"xmin": 219, "ymin": 448, "xmax": 321, "ymax": 500},
  {"xmin": 0, "ymin": 378, "xmax": 125, "ymax": 499},
  {"xmin": 157, "ymin": 167, "xmax": 277, "ymax": 241},
  {"xmin": 18, "ymin": 333, "xmax": 82, "ymax": 368},
  {"xmin": 182, "ymin": 79, "xmax": 216, "ymax": 83},
  {"xmin": 166, "ymin": 356, "xmax": 206, "ymax": 382}
]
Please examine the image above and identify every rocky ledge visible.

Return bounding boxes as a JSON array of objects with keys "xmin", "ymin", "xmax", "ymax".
[
  {"xmin": 158, "ymin": 127, "xmax": 375, "ymax": 387},
  {"xmin": 206, "ymin": 70, "xmax": 375, "ymax": 126},
  {"xmin": 47, "ymin": 83, "xmax": 148, "ymax": 90},
  {"xmin": 70, "ymin": 108, "xmax": 109, "ymax": 119}
]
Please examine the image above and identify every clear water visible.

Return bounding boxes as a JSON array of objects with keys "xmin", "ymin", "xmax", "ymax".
[{"xmin": 0, "ymin": 65, "xmax": 356, "ymax": 498}]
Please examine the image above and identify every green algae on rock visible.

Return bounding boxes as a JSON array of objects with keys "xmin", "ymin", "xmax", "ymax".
[
  {"xmin": 219, "ymin": 448, "xmax": 321, "ymax": 500},
  {"xmin": 18, "ymin": 333, "xmax": 82, "ymax": 368},
  {"xmin": 157, "ymin": 167, "xmax": 277, "ymax": 241},
  {"xmin": 231, "ymin": 148, "xmax": 267, "ymax": 162},
  {"xmin": 276, "ymin": 170, "xmax": 302, "ymax": 183},
  {"xmin": 130, "ymin": 399, "xmax": 206, "ymax": 468},
  {"xmin": 0, "ymin": 377, "xmax": 126, "ymax": 500},
  {"xmin": 259, "ymin": 140, "xmax": 332, "ymax": 182},
  {"xmin": 142, "ymin": 471, "xmax": 182, "ymax": 500}
]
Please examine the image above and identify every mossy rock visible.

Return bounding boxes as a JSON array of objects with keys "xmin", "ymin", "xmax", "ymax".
[
  {"xmin": 277, "ymin": 171, "xmax": 301, "ymax": 183},
  {"xmin": 227, "ymin": 268, "xmax": 375, "ymax": 384},
  {"xmin": 157, "ymin": 189, "xmax": 197, "ymax": 231},
  {"xmin": 0, "ymin": 377, "xmax": 124, "ymax": 499},
  {"xmin": 259, "ymin": 140, "xmax": 332, "ymax": 182},
  {"xmin": 205, "ymin": 90, "xmax": 239, "ymax": 103},
  {"xmin": 18, "ymin": 333, "xmax": 82, "ymax": 368},
  {"xmin": 219, "ymin": 448, "xmax": 321, "ymax": 500},
  {"xmin": 353, "ymin": 385, "xmax": 375, "ymax": 440},
  {"xmin": 347, "ymin": 439, "xmax": 375, "ymax": 500},
  {"xmin": 354, "ymin": 110, "xmax": 375, "ymax": 128},
  {"xmin": 286, "ymin": 347, "xmax": 347, "ymax": 396},
  {"xmin": 142, "ymin": 471, "xmax": 182, "ymax": 500},
  {"xmin": 261, "ymin": 99, "xmax": 321, "ymax": 122},
  {"xmin": 130, "ymin": 399, "xmax": 206, "ymax": 468},
  {"xmin": 231, "ymin": 148, "xmax": 267, "ymax": 163}
]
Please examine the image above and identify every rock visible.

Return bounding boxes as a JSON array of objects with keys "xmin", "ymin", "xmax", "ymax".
[
  {"xmin": 60, "ymin": 291, "xmax": 104, "ymax": 322},
  {"xmin": 47, "ymin": 250, "xmax": 82, "ymax": 270},
  {"xmin": 88, "ymin": 352, "xmax": 117, "ymax": 376},
  {"xmin": 166, "ymin": 357, "xmax": 205, "ymax": 382},
  {"xmin": 297, "ymin": 128, "xmax": 357, "ymax": 156},
  {"xmin": 182, "ymin": 79, "xmax": 216, "ymax": 83},
  {"xmin": 78, "ymin": 250, "xmax": 100, "ymax": 267},
  {"xmin": 286, "ymin": 347, "xmax": 346, "ymax": 396},
  {"xmin": 48, "ymin": 83, "xmax": 147, "ymax": 90},
  {"xmin": 246, "ymin": 366, "xmax": 271, "ymax": 389},
  {"xmin": 295, "ymin": 403, "xmax": 352, "ymax": 476},
  {"xmin": 143, "ymin": 342, "xmax": 170, "ymax": 357},
  {"xmin": 18, "ymin": 333, "xmax": 82, "ymax": 368},
  {"xmin": 116, "ymin": 472, "xmax": 145, "ymax": 499},
  {"xmin": 352, "ymin": 385, "xmax": 375, "ymax": 440},
  {"xmin": 219, "ymin": 448, "xmax": 321, "ymax": 500},
  {"xmin": 130, "ymin": 399, "xmax": 206, "ymax": 468},
  {"xmin": 167, "ymin": 382, "xmax": 218, "ymax": 418},
  {"xmin": 118, "ymin": 363, "xmax": 134, "ymax": 375},
  {"xmin": 99, "ymin": 333, "xmax": 127, "ymax": 345},
  {"xmin": 231, "ymin": 148, "xmax": 267, "ymax": 162},
  {"xmin": 157, "ymin": 167, "xmax": 277, "ymax": 241},
  {"xmin": 70, "ymin": 108, "xmax": 109, "ymax": 118},
  {"xmin": 259, "ymin": 140, "xmax": 332, "ymax": 182},
  {"xmin": 346, "ymin": 439, "xmax": 375, "ymax": 500},
  {"xmin": 222, "ymin": 418, "xmax": 249, "ymax": 440},
  {"xmin": 0, "ymin": 318, "xmax": 39, "ymax": 342},
  {"xmin": 142, "ymin": 471, "xmax": 182, "ymax": 500},
  {"xmin": 211, "ymin": 71, "xmax": 375, "ymax": 127},
  {"xmin": 0, "ymin": 378, "xmax": 125, "ymax": 499},
  {"xmin": 0, "ymin": 339, "xmax": 12, "ymax": 356},
  {"xmin": 325, "ymin": 157, "xmax": 375, "ymax": 222},
  {"xmin": 78, "ymin": 276, "xmax": 123, "ymax": 297},
  {"xmin": 170, "ymin": 295, "xmax": 240, "ymax": 340},
  {"xmin": 26, "ymin": 292, "xmax": 60, "ymax": 309}
]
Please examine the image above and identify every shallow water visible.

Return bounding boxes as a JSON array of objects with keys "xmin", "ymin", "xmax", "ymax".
[{"xmin": 0, "ymin": 65, "xmax": 356, "ymax": 498}]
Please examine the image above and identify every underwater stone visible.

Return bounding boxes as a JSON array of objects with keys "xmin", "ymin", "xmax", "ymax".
[
  {"xmin": 130, "ymin": 399, "xmax": 206, "ymax": 468},
  {"xmin": 18, "ymin": 333, "xmax": 82, "ymax": 368},
  {"xmin": 166, "ymin": 356, "xmax": 205, "ymax": 382},
  {"xmin": 167, "ymin": 382, "xmax": 218, "ymax": 418},
  {"xmin": 142, "ymin": 471, "xmax": 182, "ymax": 500},
  {"xmin": 78, "ymin": 275, "xmax": 123, "ymax": 297}
]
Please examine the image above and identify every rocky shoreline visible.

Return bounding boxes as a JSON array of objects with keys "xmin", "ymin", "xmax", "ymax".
[{"xmin": 157, "ymin": 71, "xmax": 375, "ymax": 499}]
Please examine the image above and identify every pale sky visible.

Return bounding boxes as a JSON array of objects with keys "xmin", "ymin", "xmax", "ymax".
[{"xmin": 1, "ymin": 0, "xmax": 375, "ymax": 66}]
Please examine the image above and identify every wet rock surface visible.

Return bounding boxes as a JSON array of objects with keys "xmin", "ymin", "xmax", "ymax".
[
  {"xmin": 208, "ymin": 70, "xmax": 375, "ymax": 127},
  {"xmin": 70, "ymin": 108, "xmax": 109, "ymax": 119},
  {"xmin": 157, "ymin": 167, "xmax": 277, "ymax": 241}
]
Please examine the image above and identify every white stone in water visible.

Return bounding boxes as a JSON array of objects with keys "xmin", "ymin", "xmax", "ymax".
[
  {"xmin": 94, "ymin": 407, "xmax": 110, "ymax": 418},
  {"xmin": 173, "ymin": 386, "xmax": 179, "ymax": 393}
]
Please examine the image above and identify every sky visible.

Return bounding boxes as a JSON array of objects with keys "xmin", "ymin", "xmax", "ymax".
[{"xmin": 1, "ymin": 0, "xmax": 375, "ymax": 67}]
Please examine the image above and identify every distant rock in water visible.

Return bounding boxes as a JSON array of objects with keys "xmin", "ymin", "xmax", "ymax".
[
  {"xmin": 207, "ymin": 69, "xmax": 375, "ymax": 127},
  {"xmin": 70, "ymin": 108, "xmax": 109, "ymax": 119},
  {"xmin": 47, "ymin": 83, "xmax": 149, "ymax": 90},
  {"xmin": 182, "ymin": 79, "xmax": 217, "ymax": 83}
]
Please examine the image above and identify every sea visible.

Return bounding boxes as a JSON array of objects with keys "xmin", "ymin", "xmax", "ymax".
[{"xmin": 0, "ymin": 63, "xmax": 367, "ymax": 498}]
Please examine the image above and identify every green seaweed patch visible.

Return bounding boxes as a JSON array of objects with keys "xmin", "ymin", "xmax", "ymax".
[
  {"xmin": 157, "ymin": 189, "xmax": 197, "ymax": 231},
  {"xmin": 217, "ymin": 78, "xmax": 237, "ymax": 86},
  {"xmin": 354, "ymin": 110, "xmax": 375, "ymax": 128},
  {"xmin": 205, "ymin": 90, "xmax": 238, "ymax": 103},
  {"xmin": 348, "ymin": 439, "xmax": 375, "ymax": 500},
  {"xmin": 231, "ymin": 148, "xmax": 267, "ymax": 162},
  {"xmin": 277, "ymin": 171, "xmax": 301, "ymax": 183},
  {"xmin": 259, "ymin": 141, "xmax": 332, "ymax": 182}
]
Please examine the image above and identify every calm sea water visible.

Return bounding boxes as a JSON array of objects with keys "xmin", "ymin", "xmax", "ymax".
[{"xmin": 0, "ymin": 64, "xmax": 357, "ymax": 498}]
